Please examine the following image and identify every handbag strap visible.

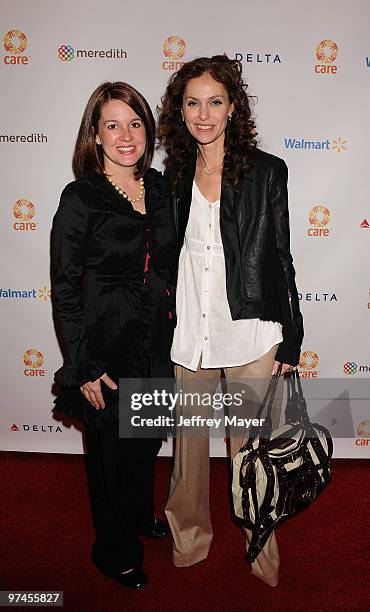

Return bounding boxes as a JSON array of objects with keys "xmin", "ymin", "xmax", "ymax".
[
  {"xmin": 286, "ymin": 370, "xmax": 311, "ymax": 428},
  {"xmin": 248, "ymin": 364, "xmax": 282, "ymax": 445}
]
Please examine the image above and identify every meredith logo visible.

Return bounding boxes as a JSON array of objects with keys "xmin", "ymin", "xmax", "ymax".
[
  {"xmin": 58, "ymin": 43, "xmax": 127, "ymax": 62},
  {"xmin": 343, "ymin": 361, "xmax": 369, "ymax": 376},
  {"xmin": 284, "ymin": 137, "xmax": 347, "ymax": 152}
]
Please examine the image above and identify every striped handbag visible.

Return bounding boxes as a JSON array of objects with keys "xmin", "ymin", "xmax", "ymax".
[{"xmin": 232, "ymin": 369, "xmax": 333, "ymax": 563}]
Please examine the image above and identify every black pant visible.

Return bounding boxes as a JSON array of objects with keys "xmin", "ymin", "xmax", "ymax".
[{"xmin": 84, "ymin": 418, "xmax": 162, "ymax": 575}]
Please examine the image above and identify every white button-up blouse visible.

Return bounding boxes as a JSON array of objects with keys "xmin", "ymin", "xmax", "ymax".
[{"xmin": 171, "ymin": 182, "xmax": 283, "ymax": 371}]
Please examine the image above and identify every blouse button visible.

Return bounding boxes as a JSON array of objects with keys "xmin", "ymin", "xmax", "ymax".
[{"xmin": 206, "ymin": 245, "xmax": 210, "ymax": 250}]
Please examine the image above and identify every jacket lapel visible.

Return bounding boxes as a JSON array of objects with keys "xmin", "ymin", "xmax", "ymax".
[{"xmin": 176, "ymin": 155, "xmax": 196, "ymax": 248}]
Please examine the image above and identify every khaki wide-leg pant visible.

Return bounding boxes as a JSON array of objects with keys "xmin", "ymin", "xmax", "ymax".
[{"xmin": 165, "ymin": 345, "xmax": 282, "ymax": 587}]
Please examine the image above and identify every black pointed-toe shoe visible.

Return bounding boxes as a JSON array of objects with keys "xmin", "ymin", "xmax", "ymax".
[
  {"xmin": 143, "ymin": 517, "xmax": 170, "ymax": 539},
  {"xmin": 114, "ymin": 567, "xmax": 148, "ymax": 589}
]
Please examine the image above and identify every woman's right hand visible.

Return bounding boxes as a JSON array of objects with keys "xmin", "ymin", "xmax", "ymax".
[{"xmin": 80, "ymin": 373, "xmax": 118, "ymax": 410}]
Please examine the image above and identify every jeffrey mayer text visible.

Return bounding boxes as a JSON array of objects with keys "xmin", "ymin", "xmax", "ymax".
[{"xmin": 177, "ymin": 416, "xmax": 265, "ymax": 428}]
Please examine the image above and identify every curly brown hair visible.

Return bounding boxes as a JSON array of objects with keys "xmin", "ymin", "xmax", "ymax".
[{"xmin": 157, "ymin": 55, "xmax": 257, "ymax": 188}]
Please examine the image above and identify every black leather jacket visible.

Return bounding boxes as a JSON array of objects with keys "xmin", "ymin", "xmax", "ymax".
[{"xmin": 168, "ymin": 148, "xmax": 304, "ymax": 366}]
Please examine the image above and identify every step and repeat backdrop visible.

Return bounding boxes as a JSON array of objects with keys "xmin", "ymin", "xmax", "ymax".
[{"xmin": 1, "ymin": 0, "xmax": 369, "ymax": 457}]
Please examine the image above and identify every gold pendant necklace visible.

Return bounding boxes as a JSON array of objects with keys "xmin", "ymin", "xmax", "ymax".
[
  {"xmin": 199, "ymin": 157, "xmax": 223, "ymax": 176},
  {"xmin": 202, "ymin": 165, "xmax": 219, "ymax": 176},
  {"xmin": 104, "ymin": 172, "xmax": 145, "ymax": 204}
]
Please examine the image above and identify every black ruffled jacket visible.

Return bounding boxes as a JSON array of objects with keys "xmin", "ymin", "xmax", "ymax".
[
  {"xmin": 169, "ymin": 149, "xmax": 304, "ymax": 366},
  {"xmin": 51, "ymin": 169, "xmax": 176, "ymax": 423}
]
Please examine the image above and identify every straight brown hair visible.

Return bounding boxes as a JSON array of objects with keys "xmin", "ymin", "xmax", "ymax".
[{"xmin": 72, "ymin": 82, "xmax": 155, "ymax": 179}]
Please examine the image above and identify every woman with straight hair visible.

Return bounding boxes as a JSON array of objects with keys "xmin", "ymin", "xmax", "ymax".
[
  {"xmin": 51, "ymin": 82, "xmax": 175, "ymax": 589},
  {"xmin": 157, "ymin": 55, "xmax": 303, "ymax": 587}
]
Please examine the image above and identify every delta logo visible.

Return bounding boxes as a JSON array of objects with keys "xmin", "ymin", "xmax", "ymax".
[
  {"xmin": 360, "ymin": 219, "xmax": 369, "ymax": 229},
  {"xmin": 355, "ymin": 419, "xmax": 370, "ymax": 446},
  {"xmin": 162, "ymin": 35, "xmax": 186, "ymax": 71},
  {"xmin": 3, "ymin": 29, "xmax": 29, "ymax": 65},
  {"xmin": 343, "ymin": 361, "xmax": 369, "ymax": 376},
  {"xmin": 314, "ymin": 39, "xmax": 339, "ymax": 75},
  {"xmin": 0, "ymin": 286, "xmax": 51, "ymax": 301},
  {"xmin": 307, "ymin": 205, "xmax": 331, "ymax": 237},
  {"xmin": 298, "ymin": 291, "xmax": 337, "ymax": 303},
  {"xmin": 23, "ymin": 348, "xmax": 46, "ymax": 377},
  {"xmin": 233, "ymin": 51, "xmax": 282, "ymax": 64},
  {"xmin": 299, "ymin": 351, "xmax": 319, "ymax": 378},
  {"xmin": 12, "ymin": 199, "xmax": 37, "ymax": 231},
  {"xmin": 57, "ymin": 43, "xmax": 127, "ymax": 62},
  {"xmin": 10, "ymin": 423, "xmax": 63, "ymax": 433},
  {"xmin": 284, "ymin": 136, "xmax": 347, "ymax": 152}
]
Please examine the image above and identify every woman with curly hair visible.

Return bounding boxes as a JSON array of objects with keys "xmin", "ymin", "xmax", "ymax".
[{"xmin": 157, "ymin": 55, "xmax": 303, "ymax": 586}]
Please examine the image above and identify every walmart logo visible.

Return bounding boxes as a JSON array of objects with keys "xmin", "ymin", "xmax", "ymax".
[
  {"xmin": 0, "ymin": 286, "xmax": 51, "ymax": 300},
  {"xmin": 284, "ymin": 137, "xmax": 347, "ymax": 153}
]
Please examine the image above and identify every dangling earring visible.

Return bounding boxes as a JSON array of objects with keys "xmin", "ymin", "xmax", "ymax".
[
  {"xmin": 180, "ymin": 110, "xmax": 184, "ymax": 122},
  {"xmin": 228, "ymin": 113, "xmax": 232, "ymax": 122}
]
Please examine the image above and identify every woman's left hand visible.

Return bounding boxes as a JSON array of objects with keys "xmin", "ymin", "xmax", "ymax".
[{"xmin": 271, "ymin": 360, "xmax": 298, "ymax": 376}]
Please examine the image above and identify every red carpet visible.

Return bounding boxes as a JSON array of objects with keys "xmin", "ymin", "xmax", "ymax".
[{"xmin": 1, "ymin": 453, "xmax": 369, "ymax": 611}]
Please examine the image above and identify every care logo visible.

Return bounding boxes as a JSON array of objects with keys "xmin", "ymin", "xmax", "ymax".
[
  {"xmin": 3, "ymin": 29, "xmax": 29, "ymax": 65},
  {"xmin": 57, "ymin": 42, "xmax": 127, "ymax": 61},
  {"xmin": 307, "ymin": 205, "xmax": 331, "ymax": 237},
  {"xmin": 162, "ymin": 35, "xmax": 186, "ymax": 71},
  {"xmin": 343, "ymin": 361, "xmax": 369, "ymax": 375},
  {"xmin": 23, "ymin": 348, "xmax": 46, "ymax": 377},
  {"xmin": 315, "ymin": 39, "xmax": 339, "ymax": 74},
  {"xmin": 58, "ymin": 43, "xmax": 74, "ymax": 61},
  {"xmin": 12, "ymin": 199, "xmax": 37, "ymax": 231},
  {"xmin": 299, "ymin": 351, "xmax": 319, "ymax": 378},
  {"xmin": 355, "ymin": 419, "xmax": 370, "ymax": 446}
]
